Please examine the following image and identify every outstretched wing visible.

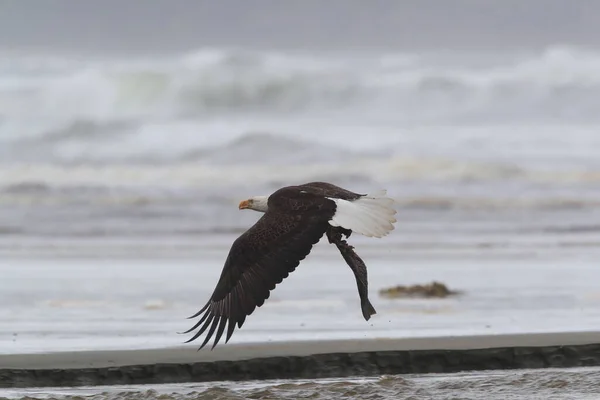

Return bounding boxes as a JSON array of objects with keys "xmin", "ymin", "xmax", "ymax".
[
  {"xmin": 298, "ymin": 181, "xmax": 363, "ymax": 200},
  {"xmin": 183, "ymin": 189, "xmax": 336, "ymax": 350}
]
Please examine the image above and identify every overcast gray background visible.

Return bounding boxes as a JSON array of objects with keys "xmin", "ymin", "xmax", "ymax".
[{"xmin": 1, "ymin": 0, "xmax": 599, "ymax": 54}]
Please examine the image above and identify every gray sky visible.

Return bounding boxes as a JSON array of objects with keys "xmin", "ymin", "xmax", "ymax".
[{"xmin": 1, "ymin": 0, "xmax": 599, "ymax": 54}]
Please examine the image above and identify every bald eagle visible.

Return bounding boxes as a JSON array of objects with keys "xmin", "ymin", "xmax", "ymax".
[{"xmin": 182, "ymin": 181, "xmax": 397, "ymax": 350}]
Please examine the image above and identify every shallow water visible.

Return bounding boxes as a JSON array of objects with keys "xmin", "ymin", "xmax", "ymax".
[
  {"xmin": 2, "ymin": 242, "xmax": 600, "ymax": 355},
  {"xmin": 2, "ymin": 367, "xmax": 599, "ymax": 400}
]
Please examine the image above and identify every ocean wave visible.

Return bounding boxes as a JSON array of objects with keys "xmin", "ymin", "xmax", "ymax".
[
  {"xmin": 3, "ymin": 182, "xmax": 600, "ymax": 213},
  {"xmin": 2, "ymin": 129, "xmax": 378, "ymax": 164},
  {"xmin": 3, "ymin": 45, "xmax": 600, "ymax": 164},
  {"xmin": 182, "ymin": 132, "xmax": 381, "ymax": 165},
  {"xmin": 3, "ymin": 153, "xmax": 600, "ymax": 191},
  {"xmin": 2, "ymin": 45, "xmax": 600, "ymax": 130},
  {"xmin": 2, "ymin": 160, "xmax": 600, "ymax": 240},
  {"xmin": 3, "ymin": 183, "xmax": 600, "ymax": 241}
]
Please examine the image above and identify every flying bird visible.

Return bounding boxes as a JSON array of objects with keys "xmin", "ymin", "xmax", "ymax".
[{"xmin": 182, "ymin": 181, "xmax": 397, "ymax": 350}]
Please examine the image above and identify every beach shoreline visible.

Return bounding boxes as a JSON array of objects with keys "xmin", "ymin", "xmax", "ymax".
[{"xmin": 2, "ymin": 331, "xmax": 600, "ymax": 388}]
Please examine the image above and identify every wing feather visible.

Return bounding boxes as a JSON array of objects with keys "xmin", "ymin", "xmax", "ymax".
[
  {"xmin": 184, "ymin": 190, "xmax": 336, "ymax": 350},
  {"xmin": 297, "ymin": 181, "xmax": 363, "ymax": 200}
]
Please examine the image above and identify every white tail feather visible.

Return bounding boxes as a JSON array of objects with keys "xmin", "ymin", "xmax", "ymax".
[{"xmin": 328, "ymin": 190, "xmax": 398, "ymax": 238}]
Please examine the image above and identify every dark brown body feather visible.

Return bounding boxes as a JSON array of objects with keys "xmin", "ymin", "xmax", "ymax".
[{"xmin": 183, "ymin": 182, "xmax": 376, "ymax": 350}]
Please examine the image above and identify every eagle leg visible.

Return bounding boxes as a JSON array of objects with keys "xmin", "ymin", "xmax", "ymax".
[
  {"xmin": 326, "ymin": 227, "xmax": 377, "ymax": 321},
  {"xmin": 326, "ymin": 226, "xmax": 351, "ymax": 243}
]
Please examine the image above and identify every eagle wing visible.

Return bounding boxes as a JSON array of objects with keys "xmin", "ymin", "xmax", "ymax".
[
  {"xmin": 183, "ymin": 188, "xmax": 335, "ymax": 350},
  {"xmin": 297, "ymin": 181, "xmax": 363, "ymax": 200}
]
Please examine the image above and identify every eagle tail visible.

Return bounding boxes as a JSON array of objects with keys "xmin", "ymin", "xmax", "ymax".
[{"xmin": 328, "ymin": 190, "xmax": 397, "ymax": 238}]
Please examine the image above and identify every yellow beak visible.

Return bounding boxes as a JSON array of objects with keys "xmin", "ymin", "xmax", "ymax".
[{"xmin": 239, "ymin": 199, "xmax": 250, "ymax": 210}]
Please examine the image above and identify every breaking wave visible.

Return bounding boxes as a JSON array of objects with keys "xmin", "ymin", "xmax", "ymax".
[
  {"xmin": 4, "ymin": 152, "xmax": 600, "ymax": 189},
  {"xmin": 3, "ymin": 45, "xmax": 600, "ymax": 121},
  {"xmin": 2, "ymin": 45, "xmax": 600, "ymax": 164}
]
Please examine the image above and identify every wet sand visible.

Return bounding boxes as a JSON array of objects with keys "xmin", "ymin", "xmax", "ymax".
[{"xmin": 2, "ymin": 332, "xmax": 600, "ymax": 388}]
